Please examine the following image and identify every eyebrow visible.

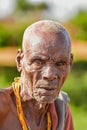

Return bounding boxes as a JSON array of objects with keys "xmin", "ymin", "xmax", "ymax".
[
  {"xmin": 29, "ymin": 55, "xmax": 49, "ymax": 61},
  {"xmin": 56, "ymin": 56, "xmax": 70, "ymax": 62}
]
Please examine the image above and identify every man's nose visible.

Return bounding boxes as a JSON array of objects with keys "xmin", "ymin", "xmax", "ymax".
[{"xmin": 42, "ymin": 65, "xmax": 57, "ymax": 81}]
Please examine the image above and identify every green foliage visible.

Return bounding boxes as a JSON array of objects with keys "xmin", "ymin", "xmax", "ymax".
[
  {"xmin": 0, "ymin": 19, "xmax": 37, "ymax": 47},
  {"xmin": 70, "ymin": 10, "xmax": 87, "ymax": 41},
  {"xmin": 0, "ymin": 23, "xmax": 17, "ymax": 47},
  {"xmin": 16, "ymin": 0, "xmax": 48, "ymax": 12},
  {"xmin": 17, "ymin": 0, "xmax": 33, "ymax": 11},
  {"xmin": 0, "ymin": 66, "xmax": 20, "ymax": 87},
  {"xmin": 63, "ymin": 60, "xmax": 87, "ymax": 109},
  {"xmin": 0, "ymin": 0, "xmax": 48, "ymax": 48},
  {"xmin": 71, "ymin": 104, "xmax": 87, "ymax": 130},
  {"xmin": 0, "ymin": 23, "xmax": 22, "ymax": 47}
]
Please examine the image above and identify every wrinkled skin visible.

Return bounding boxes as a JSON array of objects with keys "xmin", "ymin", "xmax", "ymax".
[
  {"xmin": 0, "ymin": 20, "xmax": 73, "ymax": 130},
  {"xmin": 19, "ymin": 31, "xmax": 72, "ymax": 104}
]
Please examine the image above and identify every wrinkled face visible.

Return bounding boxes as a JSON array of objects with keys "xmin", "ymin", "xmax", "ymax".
[{"xmin": 20, "ymin": 32, "xmax": 71, "ymax": 103}]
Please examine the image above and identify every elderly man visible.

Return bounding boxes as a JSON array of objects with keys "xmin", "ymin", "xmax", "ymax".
[{"xmin": 0, "ymin": 20, "xmax": 74, "ymax": 130}]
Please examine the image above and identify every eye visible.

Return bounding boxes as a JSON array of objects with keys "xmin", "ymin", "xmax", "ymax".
[
  {"xmin": 33, "ymin": 59, "xmax": 45, "ymax": 66},
  {"xmin": 55, "ymin": 61, "xmax": 66, "ymax": 67}
]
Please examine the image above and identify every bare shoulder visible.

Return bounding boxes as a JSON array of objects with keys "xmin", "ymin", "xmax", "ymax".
[{"xmin": 0, "ymin": 87, "xmax": 13, "ymax": 120}]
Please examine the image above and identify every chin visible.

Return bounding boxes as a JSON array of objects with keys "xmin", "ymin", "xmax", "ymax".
[{"xmin": 35, "ymin": 95, "xmax": 57, "ymax": 104}]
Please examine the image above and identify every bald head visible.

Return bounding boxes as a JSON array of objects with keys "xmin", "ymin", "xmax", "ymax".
[{"xmin": 22, "ymin": 20, "xmax": 71, "ymax": 53}]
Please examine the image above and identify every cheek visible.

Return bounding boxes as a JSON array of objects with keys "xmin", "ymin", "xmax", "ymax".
[
  {"xmin": 22, "ymin": 66, "xmax": 41, "ymax": 91},
  {"xmin": 59, "ymin": 67, "xmax": 70, "ymax": 85},
  {"xmin": 22, "ymin": 65, "xmax": 33, "ymax": 89},
  {"xmin": 32, "ymin": 72, "xmax": 40, "ymax": 88}
]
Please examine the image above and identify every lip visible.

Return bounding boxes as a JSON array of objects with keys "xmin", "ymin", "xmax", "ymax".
[
  {"xmin": 37, "ymin": 87, "xmax": 57, "ymax": 95},
  {"xmin": 38, "ymin": 86, "xmax": 56, "ymax": 91}
]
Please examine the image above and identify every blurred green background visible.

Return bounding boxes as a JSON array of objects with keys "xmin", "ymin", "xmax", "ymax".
[{"xmin": 0, "ymin": 0, "xmax": 87, "ymax": 130}]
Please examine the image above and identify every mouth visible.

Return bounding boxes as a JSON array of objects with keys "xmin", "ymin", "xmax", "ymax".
[
  {"xmin": 34, "ymin": 87, "xmax": 58, "ymax": 103},
  {"xmin": 33, "ymin": 85, "xmax": 59, "ymax": 103},
  {"xmin": 37, "ymin": 85, "xmax": 57, "ymax": 91},
  {"xmin": 37, "ymin": 87, "xmax": 57, "ymax": 96}
]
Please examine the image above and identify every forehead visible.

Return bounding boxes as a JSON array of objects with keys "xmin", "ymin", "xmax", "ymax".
[{"xmin": 24, "ymin": 32, "xmax": 70, "ymax": 60}]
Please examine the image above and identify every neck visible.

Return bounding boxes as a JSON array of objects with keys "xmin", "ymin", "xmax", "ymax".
[
  {"xmin": 22, "ymin": 98, "xmax": 49, "ymax": 116},
  {"xmin": 22, "ymin": 99, "xmax": 49, "ymax": 127}
]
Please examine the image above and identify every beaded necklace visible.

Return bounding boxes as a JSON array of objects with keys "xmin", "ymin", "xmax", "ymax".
[{"xmin": 12, "ymin": 77, "xmax": 51, "ymax": 130}]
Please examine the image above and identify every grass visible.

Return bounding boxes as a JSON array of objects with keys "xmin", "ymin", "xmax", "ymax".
[
  {"xmin": 70, "ymin": 104, "xmax": 87, "ymax": 130},
  {"xmin": 63, "ymin": 60, "xmax": 87, "ymax": 108},
  {"xmin": 0, "ymin": 66, "xmax": 20, "ymax": 88},
  {"xmin": 0, "ymin": 60, "xmax": 87, "ymax": 130}
]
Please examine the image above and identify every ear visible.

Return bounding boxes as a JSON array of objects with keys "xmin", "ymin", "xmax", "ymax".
[
  {"xmin": 16, "ymin": 49, "xmax": 24, "ymax": 72},
  {"xmin": 70, "ymin": 53, "xmax": 73, "ymax": 68}
]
